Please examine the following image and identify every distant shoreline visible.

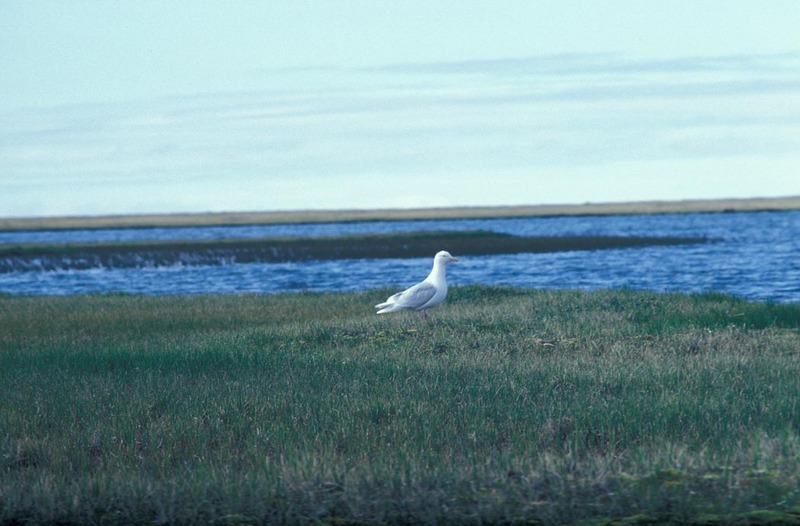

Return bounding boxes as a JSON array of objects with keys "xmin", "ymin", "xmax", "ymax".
[{"xmin": 1, "ymin": 196, "xmax": 799, "ymax": 232}]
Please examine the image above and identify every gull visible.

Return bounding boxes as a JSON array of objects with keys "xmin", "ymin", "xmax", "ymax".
[{"xmin": 375, "ymin": 250, "xmax": 458, "ymax": 320}]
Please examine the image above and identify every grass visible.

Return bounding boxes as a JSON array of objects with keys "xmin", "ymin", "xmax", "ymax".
[{"xmin": 2, "ymin": 287, "xmax": 800, "ymax": 524}]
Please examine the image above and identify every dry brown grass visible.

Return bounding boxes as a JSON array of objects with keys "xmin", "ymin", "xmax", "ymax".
[{"xmin": 2, "ymin": 196, "xmax": 799, "ymax": 231}]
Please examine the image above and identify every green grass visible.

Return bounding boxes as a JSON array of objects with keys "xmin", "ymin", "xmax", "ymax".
[{"xmin": 2, "ymin": 287, "xmax": 800, "ymax": 525}]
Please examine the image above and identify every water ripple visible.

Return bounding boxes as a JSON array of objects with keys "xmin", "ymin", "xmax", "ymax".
[{"xmin": 0, "ymin": 211, "xmax": 798, "ymax": 302}]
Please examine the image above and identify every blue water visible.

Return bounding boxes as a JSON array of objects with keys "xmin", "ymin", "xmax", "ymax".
[{"xmin": 1, "ymin": 211, "xmax": 798, "ymax": 302}]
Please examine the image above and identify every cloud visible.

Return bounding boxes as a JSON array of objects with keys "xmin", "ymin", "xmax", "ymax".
[
  {"xmin": 363, "ymin": 51, "xmax": 800, "ymax": 78},
  {"xmin": 1, "ymin": 52, "xmax": 799, "ymax": 216}
]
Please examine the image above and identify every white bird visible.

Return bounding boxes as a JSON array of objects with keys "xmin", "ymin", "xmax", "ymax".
[{"xmin": 375, "ymin": 250, "xmax": 458, "ymax": 320}]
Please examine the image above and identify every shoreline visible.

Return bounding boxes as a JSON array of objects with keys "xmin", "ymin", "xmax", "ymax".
[{"xmin": 1, "ymin": 195, "xmax": 799, "ymax": 232}]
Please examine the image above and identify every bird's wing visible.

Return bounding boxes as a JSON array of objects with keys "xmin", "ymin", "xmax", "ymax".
[
  {"xmin": 393, "ymin": 282, "xmax": 438, "ymax": 310},
  {"xmin": 374, "ymin": 290, "xmax": 403, "ymax": 309}
]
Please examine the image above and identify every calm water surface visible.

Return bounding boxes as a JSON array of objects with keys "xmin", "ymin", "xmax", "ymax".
[{"xmin": 1, "ymin": 211, "xmax": 798, "ymax": 302}]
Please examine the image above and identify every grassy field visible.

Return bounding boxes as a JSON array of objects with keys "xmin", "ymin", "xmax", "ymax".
[
  {"xmin": 2, "ymin": 287, "xmax": 800, "ymax": 525},
  {"xmin": 2, "ymin": 196, "xmax": 799, "ymax": 231}
]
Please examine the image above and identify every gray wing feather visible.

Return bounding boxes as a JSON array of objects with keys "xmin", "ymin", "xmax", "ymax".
[{"xmin": 395, "ymin": 283, "xmax": 437, "ymax": 310}]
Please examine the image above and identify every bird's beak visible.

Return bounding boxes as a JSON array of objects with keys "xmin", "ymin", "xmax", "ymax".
[{"xmin": 450, "ymin": 257, "xmax": 458, "ymax": 262}]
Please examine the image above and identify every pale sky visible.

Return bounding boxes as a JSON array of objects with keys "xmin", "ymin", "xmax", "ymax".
[{"xmin": 1, "ymin": 1, "xmax": 799, "ymax": 218}]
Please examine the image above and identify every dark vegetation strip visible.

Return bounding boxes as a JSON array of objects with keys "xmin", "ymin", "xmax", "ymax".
[{"xmin": 0, "ymin": 230, "xmax": 707, "ymax": 272}]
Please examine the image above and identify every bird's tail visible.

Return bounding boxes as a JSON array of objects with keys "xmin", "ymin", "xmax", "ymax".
[{"xmin": 374, "ymin": 301, "xmax": 400, "ymax": 314}]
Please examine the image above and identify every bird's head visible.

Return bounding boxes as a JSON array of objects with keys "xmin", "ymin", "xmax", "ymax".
[{"xmin": 435, "ymin": 250, "xmax": 458, "ymax": 264}]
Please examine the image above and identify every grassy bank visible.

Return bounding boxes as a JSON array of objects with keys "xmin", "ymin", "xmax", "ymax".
[
  {"xmin": 2, "ymin": 288, "xmax": 800, "ymax": 524},
  {"xmin": 2, "ymin": 196, "xmax": 799, "ymax": 231},
  {"xmin": 0, "ymin": 230, "xmax": 707, "ymax": 271}
]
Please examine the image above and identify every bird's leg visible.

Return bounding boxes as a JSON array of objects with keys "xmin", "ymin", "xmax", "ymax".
[{"xmin": 418, "ymin": 310, "xmax": 429, "ymax": 322}]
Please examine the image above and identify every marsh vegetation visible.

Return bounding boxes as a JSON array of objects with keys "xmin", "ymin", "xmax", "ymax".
[{"xmin": 0, "ymin": 230, "xmax": 706, "ymax": 272}]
